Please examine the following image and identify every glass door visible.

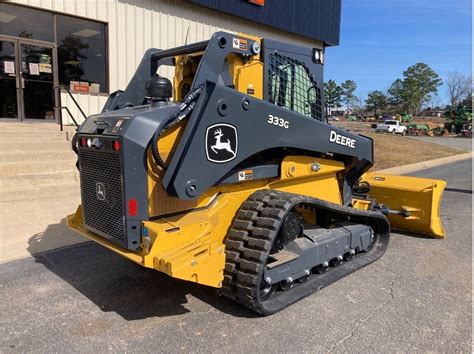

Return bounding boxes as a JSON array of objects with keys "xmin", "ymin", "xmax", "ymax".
[
  {"xmin": 0, "ymin": 37, "xmax": 56, "ymax": 121},
  {"xmin": 19, "ymin": 41, "xmax": 55, "ymax": 120},
  {"xmin": 0, "ymin": 39, "xmax": 19, "ymax": 119}
]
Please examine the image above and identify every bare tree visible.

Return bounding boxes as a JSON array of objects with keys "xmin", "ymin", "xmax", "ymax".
[{"xmin": 446, "ymin": 72, "xmax": 471, "ymax": 107}]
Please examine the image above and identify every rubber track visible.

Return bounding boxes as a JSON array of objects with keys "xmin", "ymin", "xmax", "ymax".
[{"xmin": 222, "ymin": 190, "xmax": 390, "ymax": 315}]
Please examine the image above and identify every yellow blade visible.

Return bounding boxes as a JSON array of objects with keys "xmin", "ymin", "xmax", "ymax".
[{"xmin": 360, "ymin": 172, "xmax": 447, "ymax": 238}]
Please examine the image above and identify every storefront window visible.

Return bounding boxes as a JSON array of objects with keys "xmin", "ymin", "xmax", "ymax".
[
  {"xmin": 56, "ymin": 15, "xmax": 107, "ymax": 93},
  {"xmin": 0, "ymin": 4, "xmax": 54, "ymax": 42}
]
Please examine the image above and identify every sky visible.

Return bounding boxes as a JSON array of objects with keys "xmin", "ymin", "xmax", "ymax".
[{"xmin": 325, "ymin": 0, "xmax": 472, "ymax": 105}]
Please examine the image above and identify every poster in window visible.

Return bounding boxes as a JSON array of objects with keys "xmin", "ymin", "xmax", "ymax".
[
  {"xmin": 4, "ymin": 61, "xmax": 15, "ymax": 74},
  {"xmin": 29, "ymin": 63, "xmax": 40, "ymax": 75},
  {"xmin": 39, "ymin": 63, "xmax": 52, "ymax": 73}
]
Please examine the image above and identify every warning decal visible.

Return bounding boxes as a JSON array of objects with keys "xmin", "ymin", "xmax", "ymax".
[
  {"xmin": 232, "ymin": 38, "xmax": 248, "ymax": 51},
  {"xmin": 238, "ymin": 169, "xmax": 253, "ymax": 182}
]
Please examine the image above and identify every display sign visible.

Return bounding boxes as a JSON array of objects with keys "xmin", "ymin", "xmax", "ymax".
[
  {"xmin": 247, "ymin": 0, "xmax": 264, "ymax": 5},
  {"xmin": 4, "ymin": 61, "xmax": 15, "ymax": 74},
  {"xmin": 73, "ymin": 83, "xmax": 90, "ymax": 93},
  {"xmin": 29, "ymin": 63, "xmax": 39, "ymax": 75},
  {"xmin": 39, "ymin": 63, "xmax": 52, "ymax": 73}
]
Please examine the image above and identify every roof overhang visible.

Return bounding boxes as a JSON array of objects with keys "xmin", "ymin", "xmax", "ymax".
[{"xmin": 186, "ymin": 0, "xmax": 341, "ymax": 46}]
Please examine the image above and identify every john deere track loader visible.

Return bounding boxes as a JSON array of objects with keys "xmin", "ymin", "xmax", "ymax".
[{"xmin": 68, "ymin": 32, "xmax": 446, "ymax": 315}]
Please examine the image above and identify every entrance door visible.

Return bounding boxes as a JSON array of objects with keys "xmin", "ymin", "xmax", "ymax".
[
  {"xmin": 0, "ymin": 39, "xmax": 19, "ymax": 119},
  {"xmin": 0, "ymin": 37, "xmax": 56, "ymax": 120},
  {"xmin": 19, "ymin": 41, "xmax": 55, "ymax": 120}
]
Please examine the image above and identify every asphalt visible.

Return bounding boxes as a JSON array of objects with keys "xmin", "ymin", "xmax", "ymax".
[
  {"xmin": 408, "ymin": 136, "xmax": 472, "ymax": 151},
  {"xmin": 0, "ymin": 160, "xmax": 471, "ymax": 352}
]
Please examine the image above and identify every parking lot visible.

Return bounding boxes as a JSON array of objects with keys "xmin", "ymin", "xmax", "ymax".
[
  {"xmin": 408, "ymin": 136, "xmax": 472, "ymax": 151},
  {"xmin": 0, "ymin": 159, "xmax": 471, "ymax": 352}
]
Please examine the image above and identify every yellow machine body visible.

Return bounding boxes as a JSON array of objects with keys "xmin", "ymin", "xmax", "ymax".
[{"xmin": 69, "ymin": 156, "xmax": 345, "ymax": 288}]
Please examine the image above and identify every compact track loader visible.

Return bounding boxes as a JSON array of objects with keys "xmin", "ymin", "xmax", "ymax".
[{"xmin": 68, "ymin": 32, "xmax": 446, "ymax": 315}]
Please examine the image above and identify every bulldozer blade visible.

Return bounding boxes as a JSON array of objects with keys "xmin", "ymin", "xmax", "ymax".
[{"xmin": 360, "ymin": 172, "xmax": 446, "ymax": 238}]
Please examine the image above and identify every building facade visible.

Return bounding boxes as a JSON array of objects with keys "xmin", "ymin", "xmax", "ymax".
[{"xmin": 0, "ymin": 0, "xmax": 340, "ymax": 125}]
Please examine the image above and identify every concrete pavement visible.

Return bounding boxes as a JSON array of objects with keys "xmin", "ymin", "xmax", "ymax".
[
  {"xmin": 0, "ymin": 123, "xmax": 84, "ymax": 263},
  {"xmin": 0, "ymin": 159, "xmax": 471, "ymax": 352}
]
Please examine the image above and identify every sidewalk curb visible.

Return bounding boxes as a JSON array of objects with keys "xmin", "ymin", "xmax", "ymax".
[{"xmin": 375, "ymin": 152, "xmax": 473, "ymax": 175}]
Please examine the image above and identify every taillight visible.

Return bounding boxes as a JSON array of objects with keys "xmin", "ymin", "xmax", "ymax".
[
  {"xmin": 80, "ymin": 138, "xmax": 86, "ymax": 146},
  {"xmin": 113, "ymin": 141, "xmax": 120, "ymax": 151},
  {"xmin": 128, "ymin": 198, "xmax": 137, "ymax": 217}
]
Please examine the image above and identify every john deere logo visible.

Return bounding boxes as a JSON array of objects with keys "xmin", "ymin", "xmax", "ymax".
[
  {"xmin": 205, "ymin": 123, "xmax": 238, "ymax": 163},
  {"xmin": 96, "ymin": 182, "xmax": 106, "ymax": 201}
]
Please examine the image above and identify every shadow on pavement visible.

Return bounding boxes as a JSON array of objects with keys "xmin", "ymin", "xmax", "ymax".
[{"xmin": 28, "ymin": 219, "xmax": 258, "ymax": 320}]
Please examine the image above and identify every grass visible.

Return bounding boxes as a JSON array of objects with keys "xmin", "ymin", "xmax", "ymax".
[{"xmin": 363, "ymin": 132, "xmax": 465, "ymax": 170}]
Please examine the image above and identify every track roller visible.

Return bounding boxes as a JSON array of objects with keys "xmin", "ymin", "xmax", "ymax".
[
  {"xmin": 314, "ymin": 262, "xmax": 329, "ymax": 274},
  {"xmin": 280, "ymin": 278, "xmax": 294, "ymax": 291},
  {"xmin": 297, "ymin": 270, "xmax": 311, "ymax": 283},
  {"xmin": 330, "ymin": 255, "xmax": 343, "ymax": 267},
  {"xmin": 344, "ymin": 250, "xmax": 355, "ymax": 262}
]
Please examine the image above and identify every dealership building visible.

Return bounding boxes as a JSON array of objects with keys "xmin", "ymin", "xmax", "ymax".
[{"xmin": 0, "ymin": 0, "xmax": 340, "ymax": 125}]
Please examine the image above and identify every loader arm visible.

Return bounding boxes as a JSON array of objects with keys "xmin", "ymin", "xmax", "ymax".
[{"xmin": 162, "ymin": 82, "xmax": 374, "ymax": 200}]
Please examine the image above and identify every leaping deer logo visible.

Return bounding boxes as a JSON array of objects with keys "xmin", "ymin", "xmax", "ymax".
[
  {"xmin": 205, "ymin": 123, "xmax": 238, "ymax": 163},
  {"xmin": 211, "ymin": 128, "xmax": 236, "ymax": 156}
]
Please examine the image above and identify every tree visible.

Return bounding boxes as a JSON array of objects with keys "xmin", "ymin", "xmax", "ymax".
[
  {"xmin": 351, "ymin": 96, "xmax": 364, "ymax": 114},
  {"xmin": 387, "ymin": 78, "xmax": 405, "ymax": 110},
  {"xmin": 387, "ymin": 64, "xmax": 442, "ymax": 115},
  {"xmin": 57, "ymin": 35, "xmax": 89, "ymax": 83},
  {"xmin": 459, "ymin": 92, "xmax": 473, "ymax": 110},
  {"xmin": 324, "ymin": 79, "xmax": 343, "ymax": 114},
  {"xmin": 446, "ymin": 72, "xmax": 471, "ymax": 108},
  {"xmin": 341, "ymin": 80, "xmax": 357, "ymax": 110},
  {"xmin": 402, "ymin": 63, "xmax": 442, "ymax": 115},
  {"xmin": 365, "ymin": 90, "xmax": 388, "ymax": 117}
]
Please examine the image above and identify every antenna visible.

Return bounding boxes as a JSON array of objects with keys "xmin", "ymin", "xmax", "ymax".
[{"xmin": 184, "ymin": 26, "xmax": 190, "ymax": 45}]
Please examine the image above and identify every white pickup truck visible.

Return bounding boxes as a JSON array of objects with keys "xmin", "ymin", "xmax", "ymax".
[{"xmin": 375, "ymin": 120, "xmax": 407, "ymax": 135}]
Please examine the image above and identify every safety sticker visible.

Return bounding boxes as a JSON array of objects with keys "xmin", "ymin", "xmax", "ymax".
[
  {"xmin": 112, "ymin": 119, "xmax": 124, "ymax": 133},
  {"xmin": 238, "ymin": 169, "xmax": 253, "ymax": 181},
  {"xmin": 232, "ymin": 38, "xmax": 248, "ymax": 50}
]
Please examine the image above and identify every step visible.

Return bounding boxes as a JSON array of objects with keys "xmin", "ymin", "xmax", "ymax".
[
  {"xmin": 0, "ymin": 150, "xmax": 76, "ymax": 163},
  {"xmin": 0, "ymin": 141, "xmax": 72, "ymax": 153},
  {"xmin": 0, "ymin": 181, "xmax": 80, "ymax": 203},
  {"xmin": 0, "ymin": 159, "xmax": 78, "ymax": 175},
  {"xmin": 0, "ymin": 131, "xmax": 73, "ymax": 142},
  {"xmin": 0, "ymin": 121, "xmax": 76, "ymax": 131},
  {"xmin": 0, "ymin": 170, "xmax": 79, "ymax": 189}
]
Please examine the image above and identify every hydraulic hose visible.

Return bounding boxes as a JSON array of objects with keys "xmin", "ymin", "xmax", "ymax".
[{"xmin": 151, "ymin": 84, "xmax": 205, "ymax": 169}]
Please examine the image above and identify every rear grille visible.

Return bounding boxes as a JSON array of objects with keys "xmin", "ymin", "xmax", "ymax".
[{"xmin": 78, "ymin": 148, "xmax": 125, "ymax": 243}]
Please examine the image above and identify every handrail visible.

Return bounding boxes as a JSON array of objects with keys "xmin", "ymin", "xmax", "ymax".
[
  {"xmin": 54, "ymin": 85, "xmax": 87, "ymax": 131},
  {"xmin": 58, "ymin": 106, "xmax": 79, "ymax": 131},
  {"xmin": 61, "ymin": 85, "xmax": 87, "ymax": 120}
]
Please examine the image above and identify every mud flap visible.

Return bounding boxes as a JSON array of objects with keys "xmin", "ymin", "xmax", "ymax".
[{"xmin": 360, "ymin": 173, "xmax": 446, "ymax": 238}]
